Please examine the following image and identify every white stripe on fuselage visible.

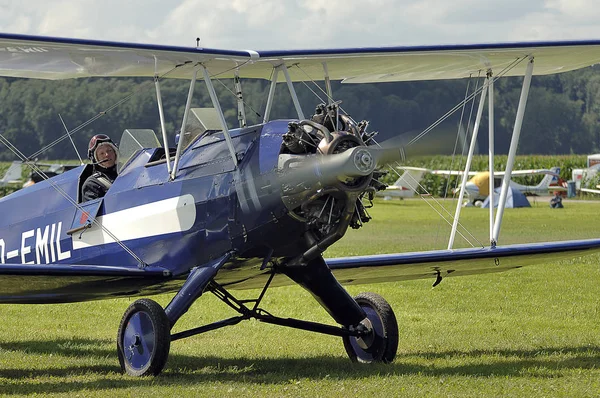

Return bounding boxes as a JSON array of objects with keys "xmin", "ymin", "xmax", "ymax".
[{"xmin": 72, "ymin": 194, "xmax": 196, "ymax": 250}]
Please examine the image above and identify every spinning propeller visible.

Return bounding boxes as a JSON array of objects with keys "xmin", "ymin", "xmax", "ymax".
[{"xmin": 277, "ymin": 131, "xmax": 431, "ymax": 192}]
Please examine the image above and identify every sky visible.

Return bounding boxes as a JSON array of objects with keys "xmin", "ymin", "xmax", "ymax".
[{"xmin": 2, "ymin": 0, "xmax": 600, "ymax": 50}]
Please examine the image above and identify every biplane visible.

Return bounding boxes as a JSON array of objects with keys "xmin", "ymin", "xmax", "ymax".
[{"xmin": 1, "ymin": 33, "xmax": 600, "ymax": 377}]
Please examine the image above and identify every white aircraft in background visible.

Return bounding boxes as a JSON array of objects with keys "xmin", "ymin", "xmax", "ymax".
[
  {"xmin": 0, "ymin": 161, "xmax": 78, "ymax": 189},
  {"xmin": 432, "ymin": 167, "xmax": 562, "ymax": 206},
  {"xmin": 21, "ymin": 162, "xmax": 79, "ymax": 188},
  {"xmin": 571, "ymin": 153, "xmax": 600, "ymax": 190},
  {"xmin": 572, "ymin": 163, "xmax": 600, "ymax": 191},
  {"xmin": 0, "ymin": 161, "xmax": 22, "ymax": 187},
  {"xmin": 377, "ymin": 167, "xmax": 429, "ymax": 199}
]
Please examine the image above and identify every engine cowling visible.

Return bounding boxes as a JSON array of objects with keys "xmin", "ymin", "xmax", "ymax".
[{"xmin": 277, "ymin": 104, "xmax": 386, "ymax": 264}]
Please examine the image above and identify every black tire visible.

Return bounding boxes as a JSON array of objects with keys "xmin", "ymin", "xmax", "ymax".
[
  {"xmin": 343, "ymin": 292, "xmax": 398, "ymax": 364},
  {"xmin": 117, "ymin": 298, "xmax": 171, "ymax": 376}
]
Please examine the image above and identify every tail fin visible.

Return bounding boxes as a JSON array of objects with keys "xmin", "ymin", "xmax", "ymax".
[
  {"xmin": 393, "ymin": 167, "xmax": 428, "ymax": 192},
  {"xmin": 0, "ymin": 161, "xmax": 22, "ymax": 184},
  {"xmin": 535, "ymin": 167, "xmax": 560, "ymax": 190}
]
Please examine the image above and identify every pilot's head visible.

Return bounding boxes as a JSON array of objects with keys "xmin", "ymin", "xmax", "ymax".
[{"xmin": 88, "ymin": 134, "xmax": 118, "ymax": 169}]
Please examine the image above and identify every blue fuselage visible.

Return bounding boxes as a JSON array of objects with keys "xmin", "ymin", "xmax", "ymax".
[{"xmin": 0, "ymin": 120, "xmax": 308, "ymax": 302}]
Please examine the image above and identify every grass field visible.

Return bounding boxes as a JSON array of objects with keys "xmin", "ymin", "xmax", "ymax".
[{"xmin": 1, "ymin": 198, "xmax": 600, "ymax": 396}]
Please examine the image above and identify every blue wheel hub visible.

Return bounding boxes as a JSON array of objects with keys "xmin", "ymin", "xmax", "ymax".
[
  {"xmin": 123, "ymin": 311, "xmax": 156, "ymax": 370},
  {"xmin": 348, "ymin": 306, "xmax": 384, "ymax": 361}
]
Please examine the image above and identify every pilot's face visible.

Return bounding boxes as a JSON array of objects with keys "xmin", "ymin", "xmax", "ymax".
[{"xmin": 95, "ymin": 144, "xmax": 117, "ymax": 168}]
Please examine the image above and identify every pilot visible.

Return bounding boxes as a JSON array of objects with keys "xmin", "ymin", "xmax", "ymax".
[{"xmin": 81, "ymin": 134, "xmax": 119, "ymax": 202}]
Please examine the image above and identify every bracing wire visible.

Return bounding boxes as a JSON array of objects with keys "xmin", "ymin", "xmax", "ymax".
[
  {"xmin": 293, "ymin": 55, "xmax": 530, "ymax": 248},
  {"xmin": 27, "ymin": 62, "xmax": 191, "ymax": 160},
  {"xmin": 0, "ymin": 63, "xmax": 204, "ymax": 267},
  {"xmin": 0, "ymin": 132, "xmax": 148, "ymax": 267},
  {"xmin": 292, "ymin": 66, "xmax": 481, "ymax": 246},
  {"xmin": 0, "ymin": 60, "xmax": 260, "ymax": 267},
  {"xmin": 406, "ymin": 56, "xmax": 527, "ymax": 147},
  {"xmin": 434, "ymin": 72, "xmax": 479, "ymax": 247}
]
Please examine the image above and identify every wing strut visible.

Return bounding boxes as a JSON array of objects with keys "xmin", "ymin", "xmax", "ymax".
[
  {"xmin": 281, "ymin": 64, "xmax": 305, "ymax": 119},
  {"xmin": 263, "ymin": 67, "xmax": 279, "ymax": 123},
  {"xmin": 171, "ymin": 66, "xmax": 199, "ymax": 180},
  {"xmin": 487, "ymin": 70, "xmax": 495, "ymax": 245},
  {"xmin": 322, "ymin": 62, "xmax": 334, "ymax": 105},
  {"xmin": 493, "ymin": 58, "xmax": 534, "ymax": 242},
  {"xmin": 448, "ymin": 74, "xmax": 490, "ymax": 249},
  {"xmin": 202, "ymin": 66, "xmax": 239, "ymax": 168},
  {"xmin": 154, "ymin": 75, "xmax": 171, "ymax": 174},
  {"xmin": 234, "ymin": 70, "xmax": 247, "ymax": 128}
]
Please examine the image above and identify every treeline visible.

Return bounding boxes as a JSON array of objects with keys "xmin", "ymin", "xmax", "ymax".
[{"xmin": 1, "ymin": 65, "xmax": 600, "ymax": 161}]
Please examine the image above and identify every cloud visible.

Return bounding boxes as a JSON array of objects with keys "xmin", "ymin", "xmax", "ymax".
[{"xmin": 546, "ymin": 0, "xmax": 600, "ymax": 21}]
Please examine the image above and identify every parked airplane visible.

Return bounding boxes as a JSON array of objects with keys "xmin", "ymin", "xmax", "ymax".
[
  {"xmin": 376, "ymin": 167, "xmax": 429, "ymax": 199},
  {"xmin": 433, "ymin": 167, "xmax": 562, "ymax": 206},
  {"xmin": 21, "ymin": 163, "xmax": 79, "ymax": 188},
  {"xmin": 0, "ymin": 161, "xmax": 78, "ymax": 190},
  {"xmin": 572, "ymin": 163, "xmax": 600, "ymax": 191},
  {"xmin": 571, "ymin": 153, "xmax": 600, "ymax": 190},
  {"xmin": 0, "ymin": 33, "xmax": 600, "ymax": 378},
  {"xmin": 0, "ymin": 161, "xmax": 22, "ymax": 187}
]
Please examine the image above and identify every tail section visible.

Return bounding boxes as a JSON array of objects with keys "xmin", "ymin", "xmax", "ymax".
[
  {"xmin": 0, "ymin": 161, "xmax": 22, "ymax": 185},
  {"xmin": 535, "ymin": 167, "xmax": 560, "ymax": 190},
  {"xmin": 393, "ymin": 167, "xmax": 428, "ymax": 192}
]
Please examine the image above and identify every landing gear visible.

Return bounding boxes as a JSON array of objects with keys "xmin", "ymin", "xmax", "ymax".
[
  {"xmin": 114, "ymin": 275, "xmax": 399, "ymax": 376},
  {"xmin": 117, "ymin": 298, "xmax": 171, "ymax": 376},
  {"xmin": 343, "ymin": 292, "xmax": 398, "ymax": 364}
]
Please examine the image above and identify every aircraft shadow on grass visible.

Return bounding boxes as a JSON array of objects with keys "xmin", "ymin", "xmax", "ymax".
[{"xmin": 0, "ymin": 339, "xmax": 597, "ymax": 394}]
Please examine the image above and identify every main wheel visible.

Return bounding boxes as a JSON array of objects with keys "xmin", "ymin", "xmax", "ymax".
[
  {"xmin": 343, "ymin": 292, "xmax": 398, "ymax": 364},
  {"xmin": 117, "ymin": 298, "xmax": 171, "ymax": 376}
]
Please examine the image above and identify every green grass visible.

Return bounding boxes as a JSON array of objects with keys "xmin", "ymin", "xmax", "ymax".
[{"xmin": 1, "ymin": 199, "xmax": 600, "ymax": 396}]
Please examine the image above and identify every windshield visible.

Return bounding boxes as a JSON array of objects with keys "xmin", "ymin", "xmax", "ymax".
[
  {"xmin": 118, "ymin": 129, "xmax": 162, "ymax": 170},
  {"xmin": 178, "ymin": 108, "xmax": 223, "ymax": 150}
]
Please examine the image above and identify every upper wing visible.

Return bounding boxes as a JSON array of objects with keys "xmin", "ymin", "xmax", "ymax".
[{"xmin": 2, "ymin": 33, "xmax": 600, "ymax": 81}]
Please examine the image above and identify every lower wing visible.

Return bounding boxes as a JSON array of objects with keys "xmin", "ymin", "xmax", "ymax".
[
  {"xmin": 2, "ymin": 239, "xmax": 599, "ymax": 300},
  {"xmin": 218, "ymin": 238, "xmax": 600, "ymax": 290},
  {"xmin": 326, "ymin": 239, "xmax": 600, "ymax": 285}
]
